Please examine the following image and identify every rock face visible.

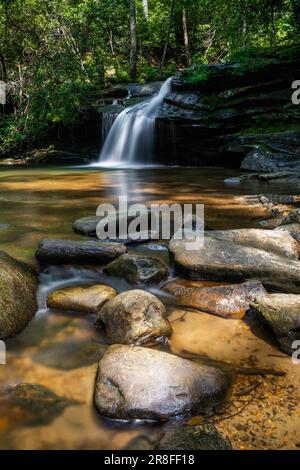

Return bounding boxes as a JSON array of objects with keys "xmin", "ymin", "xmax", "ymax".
[
  {"xmin": 0, "ymin": 251, "xmax": 38, "ymax": 340},
  {"xmin": 47, "ymin": 284, "xmax": 117, "ymax": 314},
  {"xmin": 95, "ymin": 290, "xmax": 172, "ymax": 345},
  {"xmin": 241, "ymin": 143, "xmax": 300, "ymax": 173},
  {"xmin": 94, "ymin": 345, "xmax": 230, "ymax": 420},
  {"xmin": 251, "ymin": 294, "xmax": 300, "ymax": 354},
  {"xmin": 278, "ymin": 224, "xmax": 300, "ymax": 243},
  {"xmin": 164, "ymin": 280, "xmax": 267, "ymax": 319},
  {"xmin": 105, "ymin": 254, "xmax": 168, "ymax": 284},
  {"xmin": 169, "ymin": 230, "xmax": 300, "ymax": 293},
  {"xmin": 157, "ymin": 424, "xmax": 232, "ymax": 450},
  {"xmin": 35, "ymin": 239, "xmax": 126, "ymax": 265}
]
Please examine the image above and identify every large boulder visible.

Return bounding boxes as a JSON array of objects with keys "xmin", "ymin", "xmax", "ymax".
[
  {"xmin": 105, "ymin": 253, "xmax": 168, "ymax": 284},
  {"xmin": 241, "ymin": 147, "xmax": 300, "ymax": 173},
  {"xmin": 169, "ymin": 230, "xmax": 300, "ymax": 293},
  {"xmin": 35, "ymin": 239, "xmax": 126, "ymax": 265},
  {"xmin": 0, "ymin": 251, "xmax": 38, "ymax": 339},
  {"xmin": 95, "ymin": 290, "xmax": 172, "ymax": 345},
  {"xmin": 163, "ymin": 280, "xmax": 267, "ymax": 319},
  {"xmin": 251, "ymin": 294, "xmax": 300, "ymax": 354},
  {"xmin": 47, "ymin": 284, "xmax": 117, "ymax": 314},
  {"xmin": 94, "ymin": 345, "xmax": 230, "ymax": 420}
]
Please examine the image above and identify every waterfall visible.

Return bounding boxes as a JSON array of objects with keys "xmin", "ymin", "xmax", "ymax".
[{"xmin": 98, "ymin": 77, "xmax": 172, "ymax": 166}]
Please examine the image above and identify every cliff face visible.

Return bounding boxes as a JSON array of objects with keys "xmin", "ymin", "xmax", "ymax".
[{"xmin": 156, "ymin": 47, "xmax": 300, "ymax": 170}]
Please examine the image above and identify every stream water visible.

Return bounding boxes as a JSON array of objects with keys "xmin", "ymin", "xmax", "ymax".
[{"xmin": 0, "ymin": 165, "xmax": 299, "ymax": 450}]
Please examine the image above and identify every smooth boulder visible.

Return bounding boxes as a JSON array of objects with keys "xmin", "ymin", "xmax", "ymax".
[
  {"xmin": 94, "ymin": 345, "xmax": 230, "ymax": 420},
  {"xmin": 169, "ymin": 231, "xmax": 300, "ymax": 293},
  {"xmin": 47, "ymin": 284, "xmax": 117, "ymax": 314},
  {"xmin": 251, "ymin": 294, "xmax": 300, "ymax": 354},
  {"xmin": 95, "ymin": 289, "xmax": 172, "ymax": 345},
  {"xmin": 35, "ymin": 239, "xmax": 126, "ymax": 265},
  {"xmin": 0, "ymin": 251, "xmax": 38, "ymax": 340},
  {"xmin": 164, "ymin": 280, "xmax": 267, "ymax": 319},
  {"xmin": 105, "ymin": 253, "xmax": 168, "ymax": 284}
]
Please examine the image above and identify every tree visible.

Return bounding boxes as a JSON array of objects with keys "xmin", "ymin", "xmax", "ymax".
[
  {"xmin": 129, "ymin": 0, "xmax": 137, "ymax": 80},
  {"xmin": 160, "ymin": 0, "xmax": 176, "ymax": 74},
  {"xmin": 182, "ymin": 6, "xmax": 191, "ymax": 66}
]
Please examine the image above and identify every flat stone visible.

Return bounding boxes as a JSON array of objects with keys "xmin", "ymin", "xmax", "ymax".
[
  {"xmin": 95, "ymin": 289, "xmax": 172, "ymax": 345},
  {"xmin": 163, "ymin": 280, "xmax": 267, "ymax": 319},
  {"xmin": 0, "ymin": 251, "xmax": 38, "ymax": 340},
  {"xmin": 35, "ymin": 238, "xmax": 126, "ymax": 265},
  {"xmin": 251, "ymin": 294, "xmax": 300, "ymax": 354},
  {"xmin": 105, "ymin": 253, "xmax": 168, "ymax": 284},
  {"xmin": 47, "ymin": 284, "xmax": 117, "ymax": 314},
  {"xmin": 94, "ymin": 345, "xmax": 230, "ymax": 420},
  {"xmin": 169, "ymin": 230, "xmax": 300, "ymax": 293},
  {"xmin": 158, "ymin": 424, "xmax": 232, "ymax": 450}
]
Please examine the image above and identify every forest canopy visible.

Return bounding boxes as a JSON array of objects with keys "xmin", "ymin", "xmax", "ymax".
[{"xmin": 0, "ymin": 0, "xmax": 299, "ymax": 156}]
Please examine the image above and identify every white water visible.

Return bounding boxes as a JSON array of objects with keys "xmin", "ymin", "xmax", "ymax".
[{"xmin": 95, "ymin": 77, "xmax": 173, "ymax": 167}]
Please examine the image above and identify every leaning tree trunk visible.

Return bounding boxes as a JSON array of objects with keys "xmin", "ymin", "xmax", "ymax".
[
  {"xmin": 160, "ymin": 0, "xmax": 176, "ymax": 75},
  {"xmin": 129, "ymin": 0, "xmax": 137, "ymax": 80},
  {"xmin": 182, "ymin": 8, "xmax": 191, "ymax": 67}
]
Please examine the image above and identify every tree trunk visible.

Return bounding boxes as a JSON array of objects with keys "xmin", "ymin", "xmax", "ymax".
[
  {"xmin": 160, "ymin": 0, "xmax": 176, "ymax": 74},
  {"xmin": 142, "ymin": 0, "xmax": 149, "ymax": 21},
  {"xmin": 129, "ymin": 0, "xmax": 137, "ymax": 80},
  {"xmin": 182, "ymin": 8, "xmax": 191, "ymax": 66}
]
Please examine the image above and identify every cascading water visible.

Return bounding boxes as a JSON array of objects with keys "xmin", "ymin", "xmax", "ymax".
[{"xmin": 97, "ymin": 77, "xmax": 173, "ymax": 166}]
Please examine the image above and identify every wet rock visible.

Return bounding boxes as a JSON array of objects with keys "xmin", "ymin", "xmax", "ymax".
[
  {"xmin": 169, "ymin": 231, "xmax": 300, "ymax": 293},
  {"xmin": 225, "ymin": 172, "xmax": 300, "ymax": 185},
  {"xmin": 95, "ymin": 289, "xmax": 172, "ymax": 345},
  {"xmin": 0, "ymin": 383, "xmax": 79, "ymax": 425},
  {"xmin": 277, "ymin": 224, "xmax": 300, "ymax": 243},
  {"xmin": 105, "ymin": 253, "xmax": 168, "ymax": 284},
  {"xmin": 94, "ymin": 345, "xmax": 230, "ymax": 420},
  {"xmin": 47, "ymin": 284, "xmax": 117, "ymax": 314},
  {"xmin": 73, "ymin": 216, "xmax": 101, "ymax": 237},
  {"xmin": 163, "ymin": 280, "xmax": 267, "ymax": 319},
  {"xmin": 35, "ymin": 239, "xmax": 126, "ymax": 265},
  {"xmin": 0, "ymin": 251, "xmax": 38, "ymax": 340},
  {"xmin": 251, "ymin": 294, "xmax": 300, "ymax": 354},
  {"xmin": 157, "ymin": 424, "xmax": 232, "ymax": 450}
]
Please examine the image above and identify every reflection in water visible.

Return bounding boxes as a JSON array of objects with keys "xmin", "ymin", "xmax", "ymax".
[{"xmin": 0, "ymin": 166, "xmax": 299, "ymax": 449}]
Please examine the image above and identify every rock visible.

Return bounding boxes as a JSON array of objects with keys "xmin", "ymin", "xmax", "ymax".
[
  {"xmin": 35, "ymin": 239, "xmax": 126, "ymax": 265},
  {"xmin": 105, "ymin": 253, "xmax": 168, "ymax": 284},
  {"xmin": 169, "ymin": 231, "xmax": 300, "ymax": 293},
  {"xmin": 277, "ymin": 224, "xmax": 300, "ymax": 243},
  {"xmin": 47, "ymin": 284, "xmax": 117, "ymax": 314},
  {"xmin": 251, "ymin": 294, "xmax": 300, "ymax": 354},
  {"xmin": 94, "ymin": 345, "xmax": 230, "ymax": 420},
  {"xmin": 0, "ymin": 383, "xmax": 79, "ymax": 425},
  {"xmin": 241, "ymin": 147, "xmax": 300, "ymax": 173},
  {"xmin": 95, "ymin": 290, "xmax": 172, "ymax": 345},
  {"xmin": 163, "ymin": 280, "xmax": 267, "ymax": 319},
  {"xmin": 157, "ymin": 424, "xmax": 232, "ymax": 450},
  {"xmin": 0, "ymin": 251, "xmax": 38, "ymax": 340},
  {"xmin": 73, "ymin": 217, "xmax": 101, "ymax": 237}
]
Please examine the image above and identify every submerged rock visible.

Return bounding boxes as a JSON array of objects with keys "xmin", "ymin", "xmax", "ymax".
[
  {"xmin": 157, "ymin": 424, "xmax": 232, "ymax": 450},
  {"xmin": 35, "ymin": 238, "xmax": 126, "ymax": 265},
  {"xmin": 251, "ymin": 294, "xmax": 300, "ymax": 354},
  {"xmin": 0, "ymin": 383, "xmax": 78, "ymax": 425},
  {"xmin": 169, "ymin": 231, "xmax": 300, "ymax": 293},
  {"xmin": 0, "ymin": 251, "xmax": 38, "ymax": 340},
  {"xmin": 94, "ymin": 345, "xmax": 230, "ymax": 420},
  {"xmin": 163, "ymin": 280, "xmax": 267, "ymax": 319},
  {"xmin": 105, "ymin": 253, "xmax": 168, "ymax": 284},
  {"xmin": 95, "ymin": 289, "xmax": 172, "ymax": 345},
  {"xmin": 47, "ymin": 284, "xmax": 117, "ymax": 314}
]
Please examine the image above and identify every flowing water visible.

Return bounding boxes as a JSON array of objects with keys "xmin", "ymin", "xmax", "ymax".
[
  {"xmin": 97, "ymin": 78, "xmax": 173, "ymax": 166},
  {"xmin": 0, "ymin": 165, "xmax": 299, "ymax": 450}
]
